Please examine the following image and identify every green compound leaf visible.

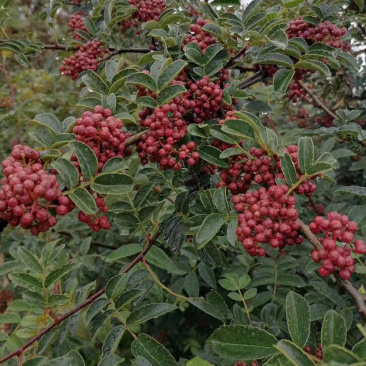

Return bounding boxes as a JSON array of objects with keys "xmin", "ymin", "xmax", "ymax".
[
  {"xmin": 132, "ymin": 334, "xmax": 178, "ymax": 366},
  {"xmin": 286, "ymin": 291, "xmax": 310, "ymax": 348},
  {"xmin": 51, "ymin": 158, "xmax": 79, "ymax": 189},
  {"xmin": 321, "ymin": 310, "xmax": 346, "ymax": 351},
  {"xmin": 33, "ymin": 113, "xmax": 62, "ymax": 135},
  {"xmin": 68, "ymin": 187, "xmax": 98, "ymax": 215},
  {"xmin": 127, "ymin": 303, "xmax": 178, "ymax": 327},
  {"xmin": 68, "ymin": 141, "xmax": 98, "ymax": 181},
  {"xmin": 208, "ymin": 325, "xmax": 277, "ymax": 360},
  {"xmin": 275, "ymin": 340, "xmax": 315, "ymax": 366},
  {"xmin": 90, "ymin": 173, "xmax": 133, "ymax": 195},
  {"xmin": 195, "ymin": 214, "xmax": 227, "ymax": 249}
]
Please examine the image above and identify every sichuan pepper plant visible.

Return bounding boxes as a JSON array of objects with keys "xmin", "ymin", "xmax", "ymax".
[{"xmin": 0, "ymin": 0, "xmax": 366, "ymax": 365}]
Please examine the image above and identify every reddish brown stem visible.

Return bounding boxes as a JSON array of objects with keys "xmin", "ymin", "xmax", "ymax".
[
  {"xmin": 225, "ymin": 47, "xmax": 247, "ymax": 68},
  {"xmin": 0, "ymin": 40, "xmax": 151, "ymax": 54},
  {"xmin": 153, "ymin": 186, "xmax": 175, "ymax": 204},
  {"xmin": 297, "ymin": 80, "xmax": 337, "ymax": 120},
  {"xmin": 124, "ymin": 130, "xmax": 149, "ymax": 146},
  {"xmin": 0, "ymin": 232, "xmax": 159, "ymax": 364},
  {"xmin": 298, "ymin": 219, "xmax": 366, "ymax": 319}
]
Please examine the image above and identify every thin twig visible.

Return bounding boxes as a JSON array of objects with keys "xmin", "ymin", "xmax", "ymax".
[
  {"xmin": 153, "ymin": 185, "xmax": 175, "ymax": 204},
  {"xmin": 225, "ymin": 47, "xmax": 247, "ymax": 68},
  {"xmin": 297, "ymin": 80, "xmax": 337, "ymax": 120},
  {"xmin": 236, "ymin": 65, "xmax": 257, "ymax": 73},
  {"xmin": 298, "ymin": 219, "xmax": 366, "ymax": 320},
  {"xmin": 239, "ymin": 70, "xmax": 266, "ymax": 89},
  {"xmin": 0, "ymin": 40, "xmax": 150, "ymax": 54},
  {"xmin": 0, "ymin": 233, "xmax": 159, "ymax": 364},
  {"xmin": 124, "ymin": 130, "xmax": 149, "ymax": 146}
]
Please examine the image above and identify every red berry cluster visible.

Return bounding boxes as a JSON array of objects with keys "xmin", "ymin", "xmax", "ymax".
[
  {"xmin": 304, "ymin": 345, "xmax": 323, "ymax": 359},
  {"xmin": 314, "ymin": 114, "xmax": 334, "ymax": 127},
  {"xmin": 136, "ymin": 103, "xmax": 199, "ymax": 170},
  {"xmin": 0, "ymin": 145, "xmax": 74, "ymax": 235},
  {"xmin": 234, "ymin": 185, "xmax": 303, "ymax": 256},
  {"xmin": 122, "ymin": 0, "xmax": 166, "ymax": 31},
  {"xmin": 0, "ymin": 290, "xmax": 13, "ymax": 314},
  {"xmin": 217, "ymin": 147, "xmax": 275, "ymax": 195},
  {"xmin": 234, "ymin": 361, "xmax": 258, "ymax": 366},
  {"xmin": 78, "ymin": 197, "xmax": 111, "ymax": 231},
  {"xmin": 310, "ymin": 212, "xmax": 365, "ymax": 279},
  {"xmin": 185, "ymin": 73, "xmax": 234, "ymax": 124},
  {"xmin": 287, "ymin": 18, "xmax": 349, "ymax": 51},
  {"xmin": 72, "ymin": 105, "xmax": 130, "ymax": 171},
  {"xmin": 288, "ymin": 81, "xmax": 313, "ymax": 103},
  {"xmin": 289, "ymin": 108, "xmax": 309, "ymax": 128},
  {"xmin": 60, "ymin": 39, "xmax": 109, "ymax": 80},
  {"xmin": 275, "ymin": 145, "xmax": 317, "ymax": 196},
  {"xmin": 183, "ymin": 18, "xmax": 216, "ymax": 53},
  {"xmin": 313, "ymin": 204, "xmax": 325, "ymax": 215},
  {"xmin": 219, "ymin": 110, "xmax": 236, "ymax": 125},
  {"xmin": 69, "ymin": 14, "xmax": 89, "ymax": 40}
]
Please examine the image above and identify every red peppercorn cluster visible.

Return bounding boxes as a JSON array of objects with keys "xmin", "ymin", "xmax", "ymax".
[
  {"xmin": 233, "ymin": 185, "xmax": 303, "ymax": 256},
  {"xmin": 275, "ymin": 145, "xmax": 317, "ymax": 196},
  {"xmin": 122, "ymin": 0, "xmax": 166, "ymax": 31},
  {"xmin": 287, "ymin": 18, "xmax": 349, "ymax": 51},
  {"xmin": 187, "ymin": 5, "xmax": 201, "ymax": 17},
  {"xmin": 219, "ymin": 110, "xmax": 236, "ymax": 125},
  {"xmin": 290, "ymin": 108, "xmax": 310, "ymax": 128},
  {"xmin": 0, "ymin": 290, "xmax": 13, "ymax": 314},
  {"xmin": 288, "ymin": 81, "xmax": 312, "ymax": 103},
  {"xmin": 136, "ymin": 103, "xmax": 200, "ymax": 170},
  {"xmin": 60, "ymin": 39, "xmax": 109, "ymax": 80},
  {"xmin": 78, "ymin": 197, "xmax": 111, "ymax": 232},
  {"xmin": 217, "ymin": 147, "xmax": 275, "ymax": 195},
  {"xmin": 309, "ymin": 212, "xmax": 365, "ymax": 279},
  {"xmin": 314, "ymin": 114, "xmax": 334, "ymax": 127},
  {"xmin": 183, "ymin": 18, "xmax": 217, "ymax": 53},
  {"xmin": 234, "ymin": 361, "xmax": 258, "ymax": 366},
  {"xmin": 184, "ymin": 75, "xmax": 234, "ymax": 123},
  {"xmin": 304, "ymin": 345, "xmax": 323, "ymax": 359},
  {"xmin": 72, "ymin": 106, "xmax": 130, "ymax": 172},
  {"xmin": 313, "ymin": 204, "xmax": 325, "ymax": 215},
  {"xmin": 0, "ymin": 145, "xmax": 74, "ymax": 235},
  {"xmin": 69, "ymin": 14, "xmax": 89, "ymax": 40}
]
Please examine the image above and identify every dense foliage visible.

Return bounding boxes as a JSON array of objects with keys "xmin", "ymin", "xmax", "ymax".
[{"xmin": 0, "ymin": 0, "xmax": 366, "ymax": 365}]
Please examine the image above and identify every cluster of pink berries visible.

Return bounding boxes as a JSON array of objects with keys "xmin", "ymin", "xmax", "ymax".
[
  {"xmin": 78, "ymin": 197, "xmax": 111, "ymax": 231},
  {"xmin": 0, "ymin": 145, "xmax": 75, "ymax": 235},
  {"xmin": 304, "ymin": 345, "xmax": 323, "ymax": 359},
  {"xmin": 288, "ymin": 81, "xmax": 312, "ymax": 103},
  {"xmin": 310, "ymin": 212, "xmax": 365, "ymax": 279},
  {"xmin": 122, "ymin": 0, "xmax": 166, "ymax": 31},
  {"xmin": 69, "ymin": 14, "xmax": 89, "ymax": 40},
  {"xmin": 185, "ymin": 73, "xmax": 235, "ymax": 123},
  {"xmin": 234, "ymin": 361, "xmax": 258, "ymax": 366},
  {"xmin": 289, "ymin": 108, "xmax": 309, "ymax": 128},
  {"xmin": 72, "ymin": 106, "xmax": 131, "ymax": 172},
  {"xmin": 287, "ymin": 18, "xmax": 349, "ymax": 51},
  {"xmin": 217, "ymin": 147, "xmax": 275, "ymax": 195},
  {"xmin": 234, "ymin": 185, "xmax": 303, "ymax": 256},
  {"xmin": 314, "ymin": 114, "xmax": 334, "ymax": 127},
  {"xmin": 275, "ymin": 145, "xmax": 317, "ymax": 196},
  {"xmin": 60, "ymin": 39, "xmax": 109, "ymax": 80},
  {"xmin": 183, "ymin": 18, "xmax": 216, "ymax": 53},
  {"xmin": 136, "ymin": 103, "xmax": 199, "ymax": 170}
]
